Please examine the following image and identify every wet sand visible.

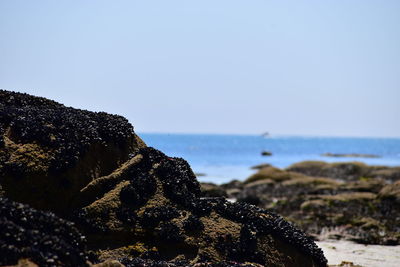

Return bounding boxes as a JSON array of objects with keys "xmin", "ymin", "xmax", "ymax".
[{"xmin": 317, "ymin": 240, "xmax": 400, "ymax": 267}]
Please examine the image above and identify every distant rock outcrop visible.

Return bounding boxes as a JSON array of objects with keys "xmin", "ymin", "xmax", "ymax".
[
  {"xmin": 287, "ymin": 161, "xmax": 400, "ymax": 182},
  {"xmin": 379, "ymin": 180, "xmax": 400, "ymax": 203},
  {"xmin": 230, "ymin": 162, "xmax": 400, "ymax": 245},
  {"xmin": 261, "ymin": 151, "xmax": 272, "ymax": 156},
  {"xmin": 0, "ymin": 90, "xmax": 327, "ymax": 266},
  {"xmin": 321, "ymin": 153, "xmax": 380, "ymax": 158}
]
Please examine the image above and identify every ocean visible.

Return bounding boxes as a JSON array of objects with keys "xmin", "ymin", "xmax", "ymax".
[{"xmin": 139, "ymin": 133, "xmax": 400, "ymax": 184}]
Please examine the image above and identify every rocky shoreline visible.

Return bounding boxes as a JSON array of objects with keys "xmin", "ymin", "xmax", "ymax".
[
  {"xmin": 201, "ymin": 161, "xmax": 400, "ymax": 246},
  {"xmin": 0, "ymin": 90, "xmax": 327, "ymax": 267},
  {"xmin": 320, "ymin": 153, "xmax": 380, "ymax": 158}
]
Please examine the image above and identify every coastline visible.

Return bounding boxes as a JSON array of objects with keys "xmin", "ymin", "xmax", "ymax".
[
  {"xmin": 140, "ymin": 133, "xmax": 400, "ymax": 184},
  {"xmin": 200, "ymin": 160, "xmax": 400, "ymax": 244},
  {"xmin": 1, "ymin": 91, "xmax": 399, "ymax": 266}
]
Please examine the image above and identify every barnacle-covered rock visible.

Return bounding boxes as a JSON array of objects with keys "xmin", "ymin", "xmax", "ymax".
[
  {"xmin": 0, "ymin": 90, "xmax": 145, "ymax": 214},
  {"xmin": 0, "ymin": 197, "xmax": 88, "ymax": 266},
  {"xmin": 77, "ymin": 147, "xmax": 327, "ymax": 266},
  {"xmin": 0, "ymin": 90, "xmax": 327, "ymax": 266}
]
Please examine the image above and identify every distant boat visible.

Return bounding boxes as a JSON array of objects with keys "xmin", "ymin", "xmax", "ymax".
[{"xmin": 261, "ymin": 132, "xmax": 270, "ymax": 137}]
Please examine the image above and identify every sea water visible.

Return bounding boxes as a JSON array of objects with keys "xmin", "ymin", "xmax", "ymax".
[{"xmin": 140, "ymin": 133, "xmax": 400, "ymax": 184}]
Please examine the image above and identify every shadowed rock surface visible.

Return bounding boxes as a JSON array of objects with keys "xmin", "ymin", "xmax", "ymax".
[{"xmin": 0, "ymin": 90, "xmax": 327, "ymax": 266}]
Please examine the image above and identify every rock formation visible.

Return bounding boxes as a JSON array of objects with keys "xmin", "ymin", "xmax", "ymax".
[
  {"xmin": 0, "ymin": 90, "xmax": 327, "ymax": 267},
  {"xmin": 0, "ymin": 90, "xmax": 145, "ymax": 214},
  {"xmin": 229, "ymin": 163, "xmax": 400, "ymax": 245},
  {"xmin": 287, "ymin": 161, "xmax": 400, "ymax": 182},
  {"xmin": 74, "ymin": 147, "xmax": 326, "ymax": 266}
]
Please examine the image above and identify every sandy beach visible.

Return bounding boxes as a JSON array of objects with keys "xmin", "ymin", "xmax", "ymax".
[{"xmin": 317, "ymin": 240, "xmax": 400, "ymax": 267}]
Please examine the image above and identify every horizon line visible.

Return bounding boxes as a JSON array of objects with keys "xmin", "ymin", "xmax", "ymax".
[{"xmin": 137, "ymin": 131, "xmax": 400, "ymax": 140}]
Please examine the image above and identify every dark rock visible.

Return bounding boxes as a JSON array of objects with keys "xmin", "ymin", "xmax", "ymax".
[
  {"xmin": 368, "ymin": 167, "xmax": 400, "ymax": 183},
  {"xmin": 378, "ymin": 181, "xmax": 400, "ymax": 203},
  {"xmin": 261, "ymin": 151, "xmax": 272, "ymax": 156},
  {"xmin": 117, "ymin": 258, "xmax": 264, "ymax": 266},
  {"xmin": 287, "ymin": 161, "xmax": 367, "ymax": 181},
  {"xmin": 287, "ymin": 160, "xmax": 400, "ymax": 182},
  {"xmin": 250, "ymin": 163, "xmax": 272, "ymax": 170},
  {"xmin": 183, "ymin": 215, "xmax": 204, "ymax": 233},
  {"xmin": 0, "ymin": 89, "xmax": 145, "ymax": 214},
  {"xmin": 141, "ymin": 206, "xmax": 181, "ymax": 228},
  {"xmin": 200, "ymin": 183, "xmax": 227, "ymax": 198},
  {"xmin": 245, "ymin": 166, "xmax": 306, "ymax": 184},
  {"xmin": 240, "ymin": 164, "xmax": 400, "ymax": 245},
  {"xmin": 78, "ymin": 148, "xmax": 327, "ymax": 266},
  {"xmin": 0, "ymin": 197, "xmax": 87, "ymax": 267},
  {"xmin": 321, "ymin": 153, "xmax": 380, "ymax": 158},
  {"xmin": 220, "ymin": 180, "xmax": 243, "ymax": 199}
]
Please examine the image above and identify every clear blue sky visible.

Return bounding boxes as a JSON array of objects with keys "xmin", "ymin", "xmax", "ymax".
[{"xmin": 1, "ymin": 0, "xmax": 399, "ymax": 137}]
